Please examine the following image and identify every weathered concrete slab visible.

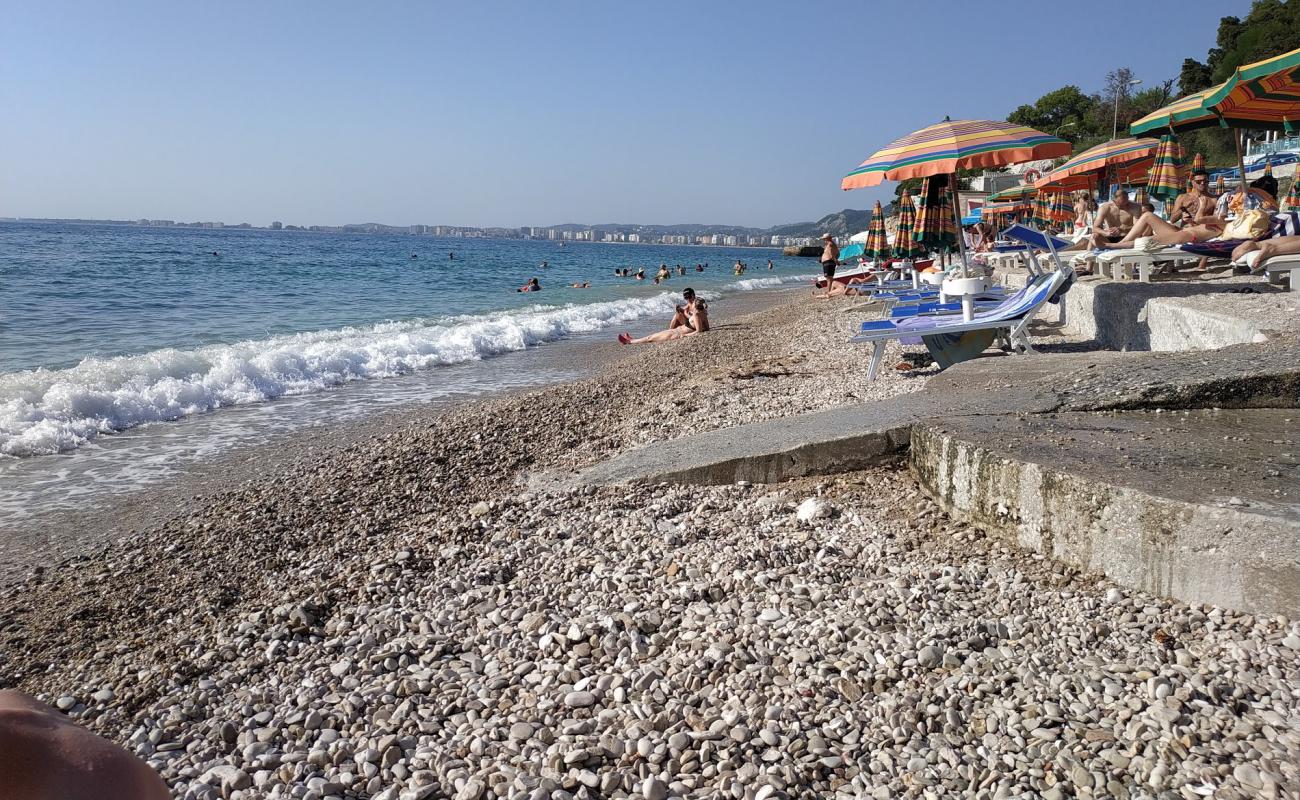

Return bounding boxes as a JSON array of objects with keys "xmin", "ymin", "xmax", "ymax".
[
  {"xmin": 1004, "ymin": 271, "xmax": 1291, "ymax": 352},
  {"xmin": 580, "ymin": 343, "xmax": 1300, "ymax": 488},
  {"xmin": 911, "ymin": 411, "xmax": 1300, "ymax": 617}
]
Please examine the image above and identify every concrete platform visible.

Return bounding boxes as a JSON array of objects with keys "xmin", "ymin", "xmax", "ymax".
[
  {"xmin": 573, "ymin": 330, "xmax": 1300, "ymax": 615},
  {"xmin": 911, "ymin": 410, "xmax": 1299, "ymax": 617},
  {"xmin": 579, "ymin": 342, "xmax": 1300, "ymax": 488}
]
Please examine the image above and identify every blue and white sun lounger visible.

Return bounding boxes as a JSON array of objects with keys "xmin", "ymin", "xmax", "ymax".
[
  {"xmin": 852, "ymin": 269, "xmax": 1068, "ymax": 379},
  {"xmin": 851, "ymin": 224, "xmax": 1073, "ymax": 380}
]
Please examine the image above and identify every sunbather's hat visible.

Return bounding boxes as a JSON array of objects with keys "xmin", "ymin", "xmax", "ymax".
[{"xmin": 821, "ymin": 232, "xmax": 833, "ymax": 239}]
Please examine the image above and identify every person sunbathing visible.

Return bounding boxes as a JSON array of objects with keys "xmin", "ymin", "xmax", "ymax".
[
  {"xmin": 813, "ymin": 275, "xmax": 874, "ymax": 299},
  {"xmin": 618, "ymin": 288, "xmax": 708, "ymax": 344},
  {"xmin": 1231, "ymin": 235, "xmax": 1300, "ymax": 273},
  {"xmin": 1096, "ymin": 210, "xmax": 1226, "ymax": 249}
]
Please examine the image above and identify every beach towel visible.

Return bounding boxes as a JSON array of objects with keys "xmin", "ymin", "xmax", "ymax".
[{"xmin": 921, "ymin": 330, "xmax": 999, "ymax": 370}]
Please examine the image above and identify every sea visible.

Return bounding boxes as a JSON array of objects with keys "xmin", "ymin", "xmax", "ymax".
[{"xmin": 0, "ymin": 222, "xmax": 813, "ymax": 519}]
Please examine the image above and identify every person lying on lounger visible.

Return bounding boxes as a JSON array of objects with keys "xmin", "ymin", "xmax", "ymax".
[
  {"xmin": 1088, "ymin": 209, "xmax": 1227, "ymax": 249},
  {"xmin": 813, "ymin": 275, "xmax": 875, "ymax": 299},
  {"xmin": 1231, "ymin": 235, "xmax": 1300, "ymax": 273}
]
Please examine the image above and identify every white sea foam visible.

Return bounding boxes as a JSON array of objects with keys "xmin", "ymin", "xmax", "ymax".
[
  {"xmin": 0, "ymin": 291, "xmax": 699, "ymax": 457},
  {"xmin": 732, "ymin": 274, "xmax": 817, "ymax": 291}
]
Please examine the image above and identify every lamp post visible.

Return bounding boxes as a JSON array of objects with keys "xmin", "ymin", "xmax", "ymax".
[
  {"xmin": 1056, "ymin": 121, "xmax": 1076, "ymax": 139},
  {"xmin": 1112, "ymin": 78, "xmax": 1142, "ymax": 140}
]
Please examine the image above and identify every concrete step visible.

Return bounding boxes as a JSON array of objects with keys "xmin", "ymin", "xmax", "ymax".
[{"xmin": 912, "ymin": 410, "xmax": 1299, "ymax": 617}]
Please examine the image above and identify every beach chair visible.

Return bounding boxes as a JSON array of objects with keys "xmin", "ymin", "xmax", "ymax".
[
  {"xmin": 852, "ymin": 226, "xmax": 1073, "ymax": 380},
  {"xmin": 1264, "ymin": 256, "xmax": 1300, "ymax": 290},
  {"xmin": 851, "ymin": 268, "xmax": 1068, "ymax": 380},
  {"xmin": 1094, "ymin": 248, "xmax": 1203, "ymax": 282},
  {"xmin": 1236, "ymin": 250, "xmax": 1300, "ymax": 291}
]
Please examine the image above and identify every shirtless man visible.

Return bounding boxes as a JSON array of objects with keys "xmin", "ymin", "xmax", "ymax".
[
  {"xmin": 818, "ymin": 233, "xmax": 840, "ymax": 297},
  {"xmin": 618, "ymin": 287, "xmax": 709, "ymax": 344},
  {"xmin": 1083, "ymin": 189, "xmax": 1138, "ymax": 248},
  {"xmin": 0, "ymin": 690, "xmax": 170, "ymax": 800},
  {"xmin": 1169, "ymin": 170, "xmax": 1216, "ymax": 228}
]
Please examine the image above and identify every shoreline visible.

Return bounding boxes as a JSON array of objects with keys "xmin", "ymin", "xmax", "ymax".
[
  {"xmin": 3, "ymin": 285, "xmax": 1296, "ymax": 800},
  {"xmin": 0, "ymin": 283, "xmax": 818, "ymax": 585}
]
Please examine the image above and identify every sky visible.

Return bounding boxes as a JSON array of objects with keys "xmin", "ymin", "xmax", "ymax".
[{"xmin": 1, "ymin": 1, "xmax": 1250, "ymax": 229}]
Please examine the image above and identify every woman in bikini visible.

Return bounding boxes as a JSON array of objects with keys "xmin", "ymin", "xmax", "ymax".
[{"xmin": 1098, "ymin": 210, "xmax": 1226, "ymax": 249}]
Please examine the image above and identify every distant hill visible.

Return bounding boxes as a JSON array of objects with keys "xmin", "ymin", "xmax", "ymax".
[{"xmin": 766, "ymin": 207, "xmax": 889, "ymax": 239}]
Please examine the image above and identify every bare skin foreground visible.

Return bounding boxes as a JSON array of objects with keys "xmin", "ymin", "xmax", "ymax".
[{"xmin": 0, "ymin": 690, "xmax": 169, "ymax": 800}]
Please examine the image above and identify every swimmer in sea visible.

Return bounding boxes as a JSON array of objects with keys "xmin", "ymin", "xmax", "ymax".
[
  {"xmin": 571, "ymin": 281, "xmax": 590, "ymax": 288},
  {"xmin": 517, "ymin": 277, "xmax": 541, "ymax": 292}
]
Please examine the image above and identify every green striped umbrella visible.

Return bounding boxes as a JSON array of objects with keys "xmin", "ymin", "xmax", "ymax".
[
  {"xmin": 892, "ymin": 190, "xmax": 924, "ymax": 260},
  {"xmin": 1031, "ymin": 191, "xmax": 1052, "ymax": 228},
  {"xmin": 863, "ymin": 201, "xmax": 891, "ymax": 262},
  {"xmin": 1146, "ymin": 134, "xmax": 1183, "ymax": 202},
  {"xmin": 1282, "ymin": 180, "xmax": 1299, "ymax": 212},
  {"xmin": 1049, "ymin": 192, "xmax": 1073, "ymax": 226},
  {"xmin": 986, "ymin": 183, "xmax": 1038, "ymax": 202},
  {"xmin": 912, "ymin": 177, "xmax": 957, "ymax": 252}
]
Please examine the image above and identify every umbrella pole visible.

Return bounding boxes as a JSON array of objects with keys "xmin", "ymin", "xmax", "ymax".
[
  {"xmin": 1233, "ymin": 129, "xmax": 1248, "ymax": 194},
  {"xmin": 948, "ymin": 172, "xmax": 971, "ymax": 278}
]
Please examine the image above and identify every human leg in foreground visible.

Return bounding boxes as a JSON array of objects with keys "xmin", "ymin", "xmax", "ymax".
[
  {"xmin": 1102, "ymin": 212, "xmax": 1223, "ymax": 249},
  {"xmin": 1231, "ymin": 235, "xmax": 1300, "ymax": 272},
  {"xmin": 0, "ymin": 690, "xmax": 170, "ymax": 800}
]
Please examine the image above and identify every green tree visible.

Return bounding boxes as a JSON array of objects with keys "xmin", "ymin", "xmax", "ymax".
[
  {"xmin": 1178, "ymin": 58, "xmax": 1213, "ymax": 95},
  {"xmin": 1007, "ymin": 85, "xmax": 1097, "ymax": 143}
]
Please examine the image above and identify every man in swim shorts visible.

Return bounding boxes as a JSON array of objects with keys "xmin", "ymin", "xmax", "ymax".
[{"xmin": 819, "ymin": 232, "xmax": 840, "ymax": 297}]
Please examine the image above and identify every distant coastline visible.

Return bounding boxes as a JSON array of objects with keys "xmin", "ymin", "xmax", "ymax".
[{"xmin": 0, "ymin": 208, "xmax": 878, "ymax": 247}]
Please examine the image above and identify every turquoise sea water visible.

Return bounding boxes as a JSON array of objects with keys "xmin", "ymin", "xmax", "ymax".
[{"xmin": 0, "ymin": 222, "xmax": 812, "ymax": 516}]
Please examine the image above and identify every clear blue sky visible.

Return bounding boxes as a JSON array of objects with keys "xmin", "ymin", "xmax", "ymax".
[{"xmin": 2, "ymin": 0, "xmax": 1248, "ymax": 228}]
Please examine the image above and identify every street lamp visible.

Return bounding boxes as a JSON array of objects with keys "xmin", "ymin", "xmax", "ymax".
[
  {"xmin": 1056, "ymin": 121, "xmax": 1077, "ymax": 138},
  {"xmin": 1112, "ymin": 78, "xmax": 1142, "ymax": 140}
]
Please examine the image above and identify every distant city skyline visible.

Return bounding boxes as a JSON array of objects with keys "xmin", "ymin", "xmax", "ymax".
[{"xmin": 2, "ymin": 1, "xmax": 1244, "ymax": 227}]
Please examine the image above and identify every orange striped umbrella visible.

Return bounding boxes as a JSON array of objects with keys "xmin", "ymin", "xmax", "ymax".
[
  {"xmin": 1034, "ymin": 138, "xmax": 1158, "ymax": 192},
  {"xmin": 842, "ymin": 119, "xmax": 1070, "ymax": 189}
]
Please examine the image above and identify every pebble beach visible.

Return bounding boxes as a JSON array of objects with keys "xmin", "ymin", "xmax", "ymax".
[{"xmin": 2, "ymin": 291, "xmax": 1298, "ymax": 800}]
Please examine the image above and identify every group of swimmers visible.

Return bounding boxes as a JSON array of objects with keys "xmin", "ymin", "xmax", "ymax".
[{"xmin": 610, "ymin": 263, "xmax": 708, "ymax": 283}]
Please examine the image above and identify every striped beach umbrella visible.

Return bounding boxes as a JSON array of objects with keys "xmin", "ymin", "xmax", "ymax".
[
  {"xmin": 982, "ymin": 200, "xmax": 1029, "ymax": 227},
  {"xmin": 1049, "ymin": 192, "xmax": 1073, "ymax": 226},
  {"xmin": 841, "ymin": 118, "xmax": 1071, "ymax": 189},
  {"xmin": 1129, "ymin": 86, "xmax": 1224, "ymax": 135},
  {"xmin": 1145, "ymin": 134, "xmax": 1183, "ymax": 202},
  {"xmin": 1282, "ymin": 180, "xmax": 1299, "ymax": 212},
  {"xmin": 1202, "ymin": 46, "xmax": 1300, "ymax": 132},
  {"xmin": 1034, "ymin": 138, "xmax": 1159, "ymax": 192},
  {"xmin": 862, "ymin": 201, "xmax": 891, "ymax": 262},
  {"xmin": 912, "ymin": 177, "xmax": 958, "ymax": 252},
  {"xmin": 986, "ymin": 183, "xmax": 1038, "ymax": 202},
  {"xmin": 1030, "ymin": 192, "xmax": 1052, "ymax": 228},
  {"xmin": 892, "ymin": 190, "xmax": 924, "ymax": 261}
]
